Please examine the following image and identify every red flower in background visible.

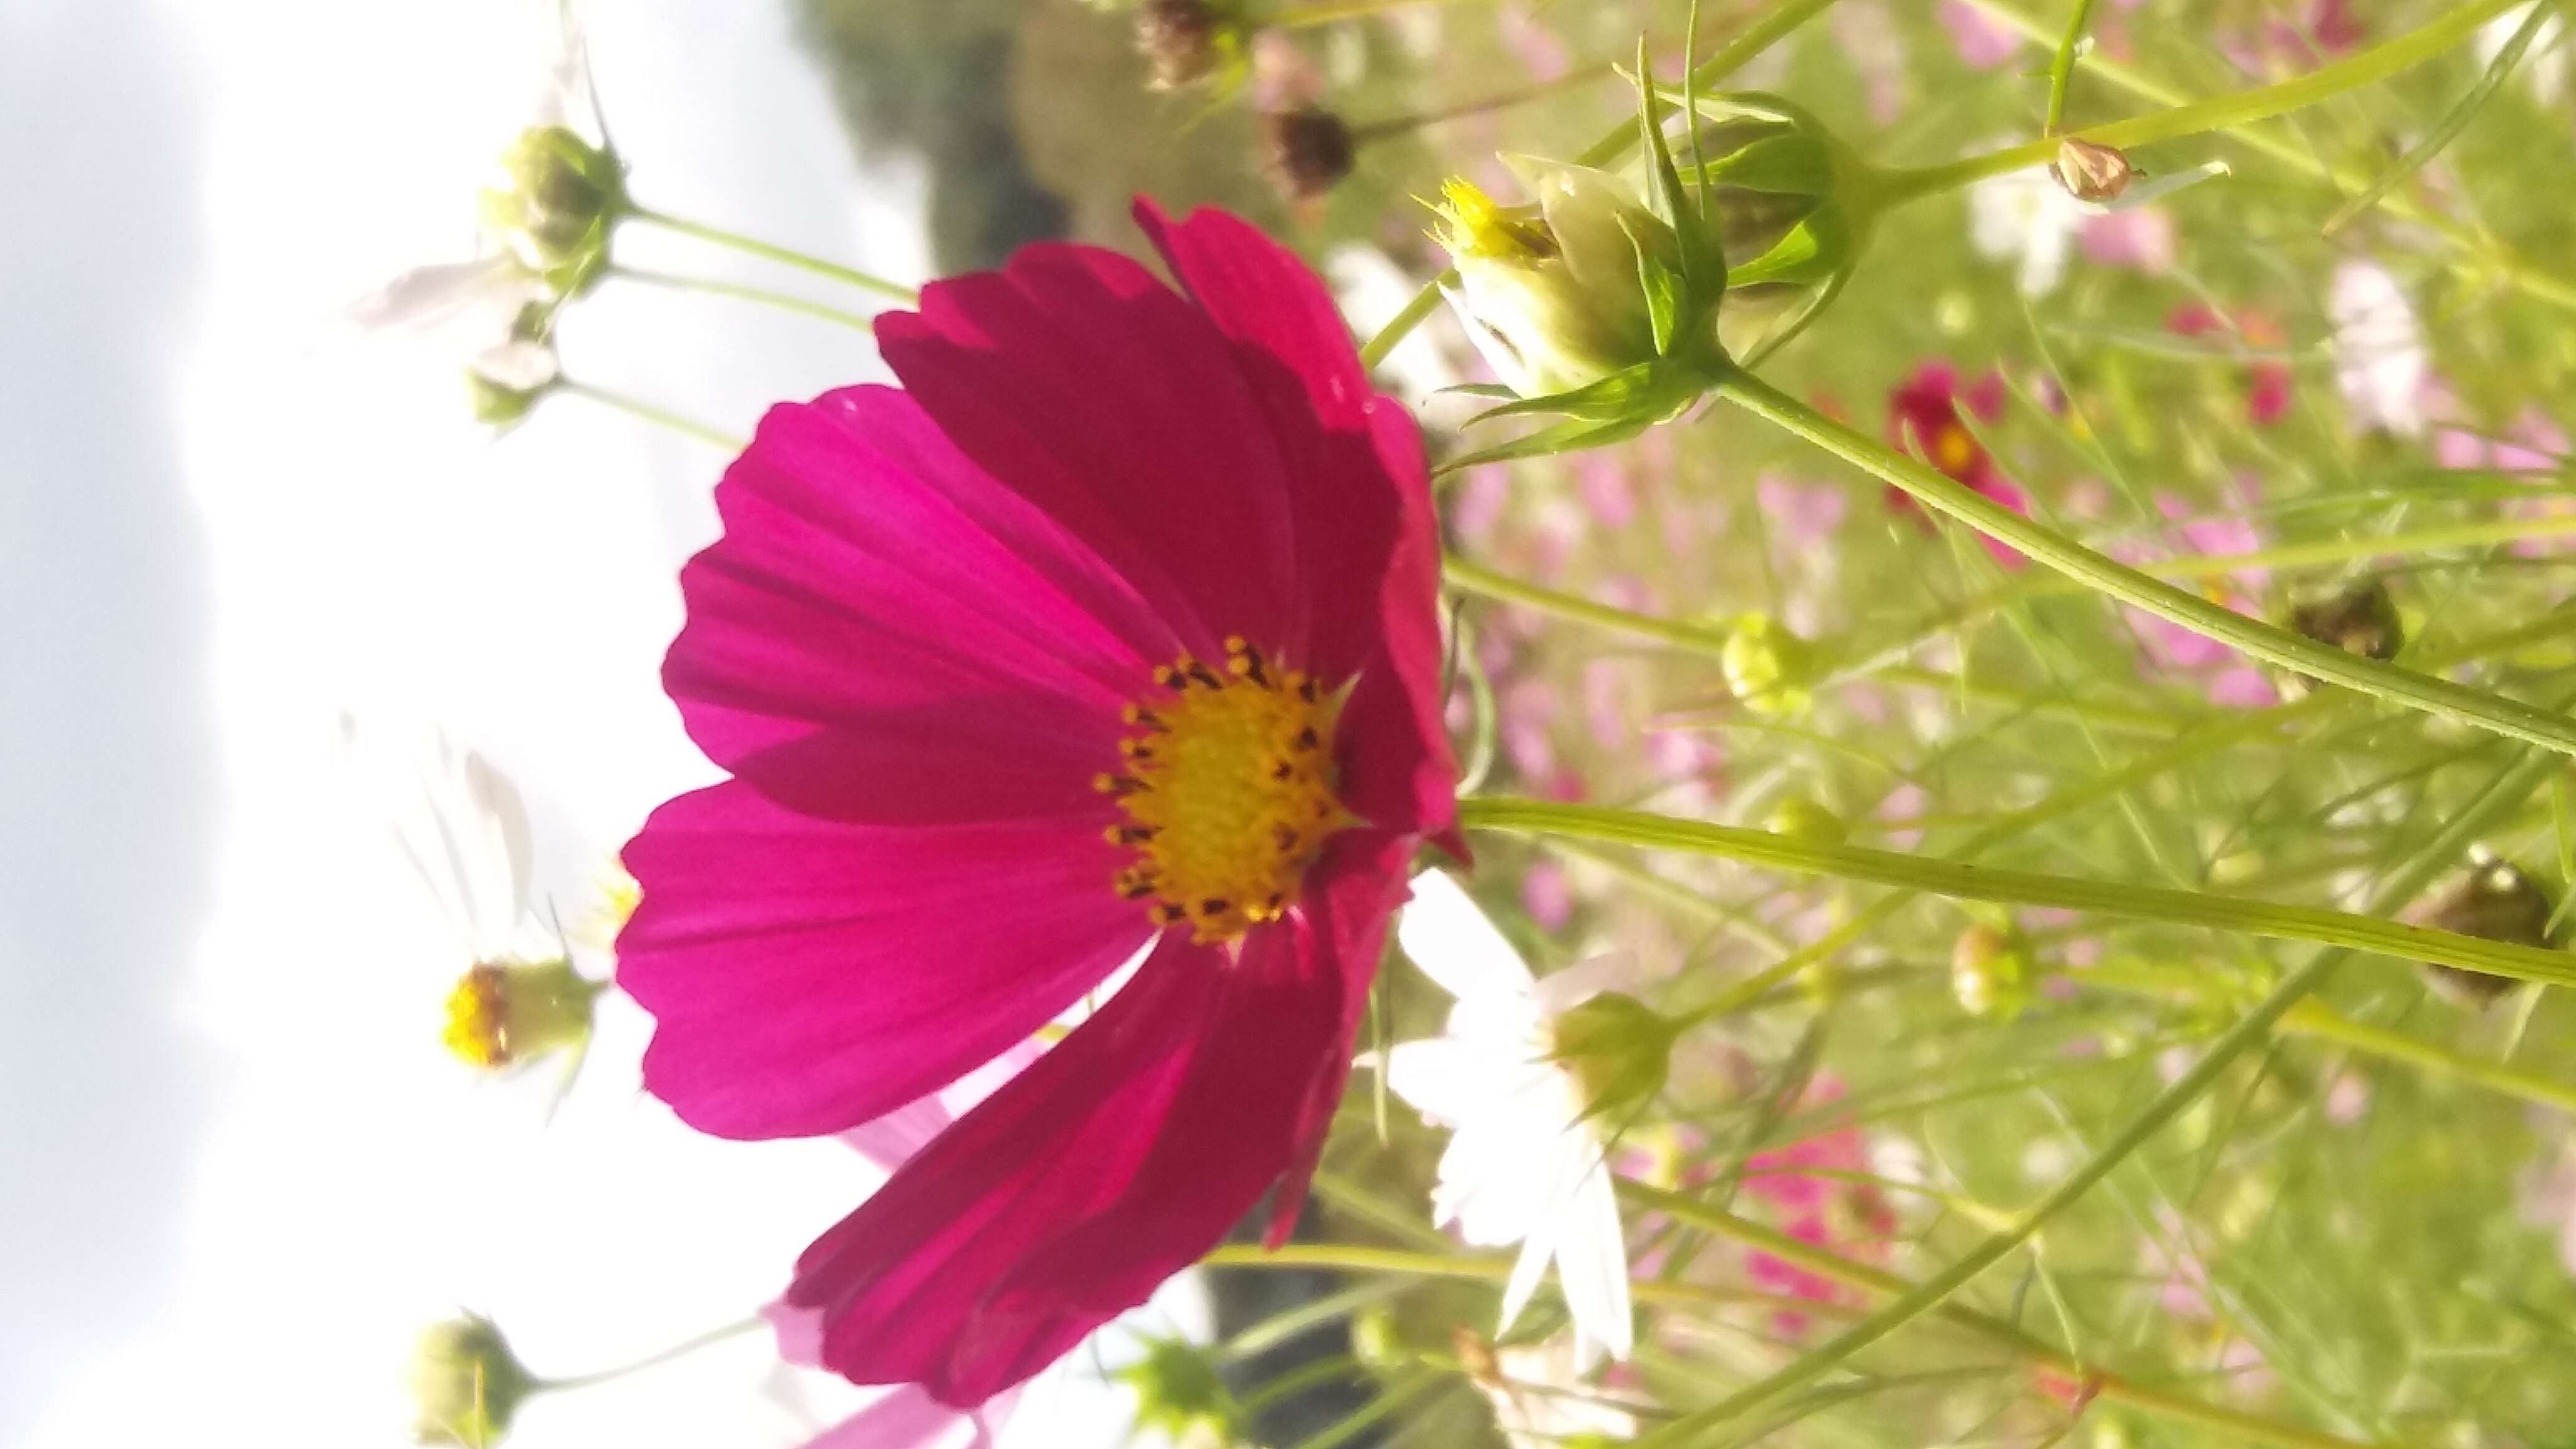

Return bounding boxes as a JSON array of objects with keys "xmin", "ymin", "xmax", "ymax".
[
  {"xmin": 618, "ymin": 202, "xmax": 1456, "ymax": 1406},
  {"xmin": 2170, "ymin": 302, "xmax": 2293, "ymax": 428},
  {"xmin": 1886, "ymin": 361, "xmax": 2031, "ymax": 569}
]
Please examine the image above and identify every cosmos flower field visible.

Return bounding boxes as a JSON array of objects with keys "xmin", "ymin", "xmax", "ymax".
[{"xmin": 385, "ymin": 1, "xmax": 2576, "ymax": 1445}]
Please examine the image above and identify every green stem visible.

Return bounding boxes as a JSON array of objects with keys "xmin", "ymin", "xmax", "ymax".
[
  {"xmin": 1573, "ymin": 0, "xmax": 1847, "ymax": 167},
  {"xmin": 1715, "ymin": 370, "xmax": 2576, "ymax": 759},
  {"xmin": 1879, "ymin": 0, "xmax": 2523, "ymax": 205},
  {"xmin": 625, "ymin": 203, "xmax": 920, "ymax": 303},
  {"xmin": 2041, "ymin": 0, "xmax": 2096, "ymax": 135},
  {"xmin": 610, "ymin": 265, "xmax": 881, "ymax": 333},
  {"xmin": 532, "ymin": 1315, "xmax": 763, "ymax": 1393},
  {"xmin": 1199, "ymin": 1242, "xmax": 1838, "ymax": 1315},
  {"xmin": 1625, "ymin": 1184, "xmax": 2379, "ymax": 1449},
  {"xmin": 1268, "ymin": 0, "xmax": 1494, "ymax": 29},
  {"xmin": 556, "ymin": 378, "xmax": 745, "ymax": 451},
  {"xmin": 1634, "ymin": 751, "xmax": 2555, "ymax": 1446},
  {"xmin": 1953, "ymin": 0, "xmax": 2576, "ymax": 315},
  {"xmin": 1455, "ymin": 796, "xmax": 2576, "ymax": 990},
  {"xmin": 1359, "ymin": 272, "xmax": 1455, "ymax": 369}
]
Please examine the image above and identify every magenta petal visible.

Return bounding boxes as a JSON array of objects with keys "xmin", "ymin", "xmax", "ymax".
[
  {"xmin": 668, "ymin": 387, "xmax": 1162, "ymax": 823},
  {"xmin": 618, "ymin": 782, "xmax": 1150, "ymax": 1139},
  {"xmin": 877, "ymin": 241, "xmax": 1304, "ymax": 658},
  {"xmin": 799, "ymin": 1386, "xmax": 1006, "ymax": 1449},
  {"xmin": 786, "ymin": 929, "xmax": 1350, "ymax": 1405}
]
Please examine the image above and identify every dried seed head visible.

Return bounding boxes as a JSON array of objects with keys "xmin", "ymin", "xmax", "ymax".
[
  {"xmin": 2051, "ymin": 136, "xmax": 2135, "ymax": 203},
  {"xmin": 1262, "ymin": 107, "xmax": 1357, "ymax": 202}
]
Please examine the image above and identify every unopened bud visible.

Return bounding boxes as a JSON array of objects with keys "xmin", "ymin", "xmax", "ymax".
[
  {"xmin": 2279, "ymin": 577, "xmax": 2405, "ymax": 696},
  {"xmin": 1951, "ymin": 921, "xmax": 2034, "ymax": 1020},
  {"xmin": 2417, "ymin": 855, "xmax": 2555, "ymax": 1007},
  {"xmin": 2051, "ymin": 137, "xmax": 2135, "ymax": 203},
  {"xmin": 1721, "ymin": 613, "xmax": 1815, "ymax": 719},
  {"xmin": 411, "ymin": 1314, "xmax": 534, "ymax": 1447},
  {"xmin": 1263, "ymin": 107, "xmax": 1355, "ymax": 202}
]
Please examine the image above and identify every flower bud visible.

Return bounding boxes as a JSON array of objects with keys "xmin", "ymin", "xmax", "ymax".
[
  {"xmin": 481, "ymin": 124, "xmax": 627, "ymax": 298},
  {"xmin": 2417, "ymin": 854, "xmax": 2555, "ymax": 1007},
  {"xmin": 1548, "ymin": 990, "xmax": 1680, "ymax": 1125},
  {"xmin": 464, "ymin": 337, "xmax": 560, "ymax": 431},
  {"xmin": 1669, "ymin": 92, "xmax": 1870, "ymax": 363},
  {"xmin": 1764, "ymin": 796, "xmax": 1847, "ymax": 846},
  {"xmin": 2275, "ymin": 577, "xmax": 2406, "ymax": 698},
  {"xmin": 1350, "ymin": 1304, "xmax": 1408, "ymax": 1369},
  {"xmin": 1263, "ymin": 107, "xmax": 1355, "ymax": 202},
  {"xmin": 411, "ymin": 1314, "xmax": 534, "ymax": 1447},
  {"xmin": 2051, "ymin": 137, "xmax": 2135, "ymax": 203},
  {"xmin": 442, "ymin": 957, "xmax": 602, "ymax": 1073},
  {"xmin": 1118, "ymin": 1336, "xmax": 1244, "ymax": 1444},
  {"xmin": 1432, "ymin": 165, "xmax": 1696, "ymax": 400},
  {"xmin": 1720, "ymin": 613, "xmax": 1815, "ymax": 719},
  {"xmin": 1951, "ymin": 921, "xmax": 2034, "ymax": 1020}
]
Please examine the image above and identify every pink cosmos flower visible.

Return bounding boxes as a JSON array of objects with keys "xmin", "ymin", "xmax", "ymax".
[
  {"xmin": 2111, "ymin": 491, "xmax": 2276, "ymax": 708},
  {"xmin": 1739, "ymin": 1084, "xmax": 1896, "ymax": 1334},
  {"xmin": 618, "ymin": 202, "xmax": 1458, "ymax": 1408},
  {"xmin": 1938, "ymin": 0, "xmax": 2022, "ymax": 67},
  {"xmin": 1886, "ymin": 363, "xmax": 2031, "ymax": 570}
]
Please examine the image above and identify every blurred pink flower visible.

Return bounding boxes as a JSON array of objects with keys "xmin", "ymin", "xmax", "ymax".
[
  {"xmin": 2079, "ymin": 208, "xmax": 2176, "ymax": 273},
  {"xmin": 2169, "ymin": 303, "xmax": 2293, "ymax": 427},
  {"xmin": 1521, "ymin": 859, "xmax": 1574, "ymax": 930},
  {"xmin": 2110, "ymin": 492, "xmax": 2276, "ymax": 707},
  {"xmin": 1757, "ymin": 474, "xmax": 1849, "ymax": 552},
  {"xmin": 1740, "ymin": 1081, "xmax": 1896, "ymax": 1334},
  {"xmin": 1496, "ymin": 2, "xmax": 1571, "ymax": 81},
  {"xmin": 1939, "ymin": 0, "xmax": 2022, "ymax": 67}
]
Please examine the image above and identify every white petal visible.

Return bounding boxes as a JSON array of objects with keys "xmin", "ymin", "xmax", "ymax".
[
  {"xmin": 347, "ymin": 259, "xmax": 519, "ymax": 332},
  {"xmin": 1397, "ymin": 870, "xmax": 1536, "ymax": 1004},
  {"xmin": 1530, "ymin": 950, "xmax": 1646, "ymax": 1017},
  {"xmin": 1383, "ymin": 1037, "xmax": 1488, "ymax": 1126},
  {"xmin": 1554, "ymin": 1157, "xmax": 1636, "ymax": 1361},
  {"xmin": 471, "ymin": 340, "xmax": 560, "ymax": 393},
  {"xmin": 1496, "ymin": 1203, "xmax": 1559, "ymax": 1338}
]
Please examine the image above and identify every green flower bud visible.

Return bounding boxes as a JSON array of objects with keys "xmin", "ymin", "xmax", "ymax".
[
  {"xmin": 1349, "ymin": 1304, "xmax": 1408, "ymax": 1370},
  {"xmin": 1118, "ymin": 1336, "xmax": 1245, "ymax": 1445},
  {"xmin": 411, "ymin": 1315, "xmax": 534, "ymax": 1448},
  {"xmin": 1951, "ymin": 921, "xmax": 2034, "ymax": 1020},
  {"xmin": 1548, "ymin": 990, "xmax": 1681, "ymax": 1125},
  {"xmin": 482, "ymin": 124, "xmax": 627, "ymax": 298},
  {"xmin": 1764, "ymin": 796, "xmax": 1847, "ymax": 846},
  {"xmin": 1666, "ymin": 92, "xmax": 1872, "ymax": 364},
  {"xmin": 1720, "ymin": 613, "xmax": 1814, "ymax": 719}
]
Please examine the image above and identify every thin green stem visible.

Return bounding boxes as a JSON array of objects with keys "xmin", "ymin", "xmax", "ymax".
[
  {"xmin": 1880, "ymin": 0, "xmax": 2522, "ymax": 205},
  {"xmin": 1953, "ymin": 0, "xmax": 2576, "ymax": 315},
  {"xmin": 1624, "ymin": 1184, "xmax": 2380, "ymax": 1449},
  {"xmin": 532, "ymin": 1315, "xmax": 763, "ymax": 1393},
  {"xmin": 1715, "ymin": 371, "xmax": 2576, "ymax": 759},
  {"xmin": 2041, "ymin": 0, "xmax": 2096, "ymax": 135},
  {"xmin": 556, "ymin": 378, "xmax": 745, "ymax": 451},
  {"xmin": 1359, "ymin": 273, "xmax": 1455, "ymax": 369},
  {"xmin": 625, "ymin": 203, "xmax": 920, "ymax": 303},
  {"xmin": 1455, "ymin": 796, "xmax": 2576, "ymax": 990},
  {"xmin": 610, "ymin": 265, "xmax": 881, "ymax": 333},
  {"xmin": 1268, "ymin": 0, "xmax": 1493, "ymax": 31}
]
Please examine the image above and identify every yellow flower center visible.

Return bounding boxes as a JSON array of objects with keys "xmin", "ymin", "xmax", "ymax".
[
  {"xmin": 442, "ymin": 964, "xmax": 512, "ymax": 1069},
  {"xmin": 1933, "ymin": 423, "xmax": 1977, "ymax": 475},
  {"xmin": 1098, "ymin": 638, "xmax": 1354, "ymax": 944},
  {"xmin": 1430, "ymin": 177, "xmax": 1558, "ymax": 263}
]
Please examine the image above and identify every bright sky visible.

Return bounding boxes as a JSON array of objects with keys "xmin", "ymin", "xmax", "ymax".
[{"xmin": 10, "ymin": 2, "xmax": 1185, "ymax": 1444}]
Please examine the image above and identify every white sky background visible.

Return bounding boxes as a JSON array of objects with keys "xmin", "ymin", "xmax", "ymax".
[{"xmin": 6, "ymin": 1, "xmax": 1188, "ymax": 1444}]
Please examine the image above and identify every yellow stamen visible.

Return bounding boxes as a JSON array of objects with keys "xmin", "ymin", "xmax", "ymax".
[
  {"xmin": 1933, "ymin": 424, "xmax": 1977, "ymax": 476},
  {"xmin": 1429, "ymin": 177, "xmax": 1557, "ymax": 263},
  {"xmin": 442, "ymin": 964, "xmax": 512, "ymax": 1069},
  {"xmin": 1100, "ymin": 638, "xmax": 1354, "ymax": 944}
]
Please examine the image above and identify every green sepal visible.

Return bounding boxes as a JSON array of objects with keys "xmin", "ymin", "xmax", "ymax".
[
  {"xmin": 1624, "ymin": 214, "xmax": 1686, "ymax": 358},
  {"xmin": 1466, "ymin": 362, "xmax": 1664, "ymax": 426}
]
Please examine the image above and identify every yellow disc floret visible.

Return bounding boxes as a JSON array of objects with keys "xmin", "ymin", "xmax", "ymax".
[
  {"xmin": 1098, "ymin": 638, "xmax": 1354, "ymax": 944},
  {"xmin": 1428, "ymin": 177, "xmax": 1557, "ymax": 263},
  {"xmin": 443, "ymin": 964, "xmax": 513, "ymax": 1070}
]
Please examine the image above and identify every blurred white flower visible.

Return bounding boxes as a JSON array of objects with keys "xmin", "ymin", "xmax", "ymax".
[
  {"xmin": 2329, "ymin": 260, "xmax": 2427, "ymax": 437},
  {"xmin": 343, "ymin": 716, "xmax": 553, "ymax": 967},
  {"xmin": 1971, "ymin": 154, "xmax": 2226, "ymax": 296},
  {"xmin": 1473, "ymin": 1334, "xmax": 1643, "ymax": 1449},
  {"xmin": 1385, "ymin": 871, "xmax": 1636, "ymax": 1365}
]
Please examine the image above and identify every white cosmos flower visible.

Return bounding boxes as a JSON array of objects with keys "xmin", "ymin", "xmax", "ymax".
[
  {"xmin": 340, "ymin": 714, "xmax": 554, "ymax": 968},
  {"xmin": 1386, "ymin": 871, "xmax": 1636, "ymax": 1365},
  {"xmin": 2329, "ymin": 260, "xmax": 2428, "ymax": 437}
]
